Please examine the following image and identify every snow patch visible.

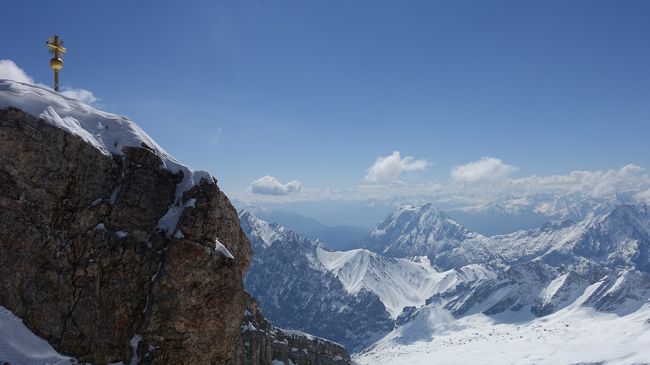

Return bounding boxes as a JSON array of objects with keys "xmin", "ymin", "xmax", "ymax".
[
  {"xmin": 129, "ymin": 334, "xmax": 142, "ymax": 365},
  {"xmin": 174, "ymin": 229, "xmax": 185, "ymax": 239},
  {"xmin": 215, "ymin": 238, "xmax": 234, "ymax": 259},
  {"xmin": 0, "ymin": 306, "xmax": 75, "ymax": 364},
  {"xmin": 355, "ymin": 303, "xmax": 650, "ymax": 365}
]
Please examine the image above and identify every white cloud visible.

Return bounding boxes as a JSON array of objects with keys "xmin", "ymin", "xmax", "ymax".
[
  {"xmin": 0, "ymin": 60, "xmax": 34, "ymax": 83},
  {"xmin": 0, "ymin": 59, "xmax": 98, "ymax": 105},
  {"xmin": 451, "ymin": 157, "xmax": 518, "ymax": 183},
  {"xmin": 249, "ymin": 175, "xmax": 302, "ymax": 195},
  {"xmin": 365, "ymin": 151, "xmax": 428, "ymax": 184},
  {"xmin": 60, "ymin": 88, "xmax": 98, "ymax": 105}
]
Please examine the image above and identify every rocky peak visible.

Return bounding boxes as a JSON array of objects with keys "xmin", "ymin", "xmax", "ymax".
[
  {"xmin": 363, "ymin": 203, "xmax": 478, "ymax": 258},
  {"xmin": 572, "ymin": 204, "xmax": 650, "ymax": 272},
  {"xmin": 240, "ymin": 210, "xmax": 315, "ymax": 252}
]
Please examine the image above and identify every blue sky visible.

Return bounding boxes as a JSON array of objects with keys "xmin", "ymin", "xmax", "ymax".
[{"xmin": 2, "ymin": 0, "xmax": 650, "ymax": 201}]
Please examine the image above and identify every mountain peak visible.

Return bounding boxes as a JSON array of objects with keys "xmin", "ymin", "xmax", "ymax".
[{"xmin": 362, "ymin": 204, "xmax": 478, "ymax": 259}]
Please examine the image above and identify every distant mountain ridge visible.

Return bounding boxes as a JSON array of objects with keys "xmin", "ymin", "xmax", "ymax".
[
  {"xmin": 362, "ymin": 202, "xmax": 650, "ymax": 271},
  {"xmin": 236, "ymin": 205, "xmax": 368, "ymax": 250}
]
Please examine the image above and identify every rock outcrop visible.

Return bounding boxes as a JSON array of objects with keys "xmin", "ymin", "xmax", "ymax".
[
  {"xmin": 0, "ymin": 81, "xmax": 351, "ymax": 365},
  {"xmin": 234, "ymin": 293, "xmax": 352, "ymax": 365},
  {"xmin": 0, "ymin": 106, "xmax": 250, "ymax": 364}
]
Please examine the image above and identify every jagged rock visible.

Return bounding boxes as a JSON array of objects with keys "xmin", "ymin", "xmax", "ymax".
[{"xmin": 233, "ymin": 293, "xmax": 352, "ymax": 365}]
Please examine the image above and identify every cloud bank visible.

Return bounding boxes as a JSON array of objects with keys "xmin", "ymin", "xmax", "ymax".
[
  {"xmin": 236, "ymin": 162, "xmax": 650, "ymax": 215},
  {"xmin": 250, "ymin": 175, "xmax": 302, "ymax": 195},
  {"xmin": 365, "ymin": 151, "xmax": 428, "ymax": 184}
]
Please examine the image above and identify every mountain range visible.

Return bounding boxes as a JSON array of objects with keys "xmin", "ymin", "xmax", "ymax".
[{"xmin": 242, "ymin": 202, "xmax": 650, "ymax": 364}]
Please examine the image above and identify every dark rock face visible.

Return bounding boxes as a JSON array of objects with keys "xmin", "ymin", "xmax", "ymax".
[
  {"xmin": 233, "ymin": 293, "xmax": 352, "ymax": 365},
  {"xmin": 0, "ymin": 107, "xmax": 253, "ymax": 364}
]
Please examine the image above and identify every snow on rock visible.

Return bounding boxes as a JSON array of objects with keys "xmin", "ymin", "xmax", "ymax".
[
  {"xmin": 280, "ymin": 328, "xmax": 344, "ymax": 348},
  {"xmin": 215, "ymin": 238, "xmax": 235, "ymax": 259},
  {"xmin": 0, "ymin": 80, "xmax": 214, "ymax": 236},
  {"xmin": 127, "ymin": 334, "xmax": 142, "ymax": 365},
  {"xmin": 239, "ymin": 210, "xmax": 286, "ymax": 247},
  {"xmin": 0, "ymin": 306, "xmax": 75, "ymax": 365},
  {"xmin": 1, "ymin": 80, "xmax": 164, "ymax": 159}
]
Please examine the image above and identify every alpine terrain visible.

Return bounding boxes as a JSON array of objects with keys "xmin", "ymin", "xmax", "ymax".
[{"xmin": 243, "ymin": 202, "xmax": 650, "ymax": 364}]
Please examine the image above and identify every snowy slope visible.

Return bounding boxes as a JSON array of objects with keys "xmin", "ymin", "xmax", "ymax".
[
  {"xmin": 355, "ymin": 282, "xmax": 650, "ymax": 365},
  {"xmin": 0, "ymin": 306, "xmax": 76, "ymax": 365},
  {"xmin": 0, "ymin": 80, "xmax": 211, "ymax": 237},
  {"xmin": 317, "ymin": 248, "xmax": 495, "ymax": 318}
]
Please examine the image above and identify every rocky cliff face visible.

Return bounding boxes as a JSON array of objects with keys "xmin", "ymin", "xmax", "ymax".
[
  {"xmin": 0, "ymin": 81, "xmax": 351, "ymax": 365},
  {"xmin": 0, "ymin": 106, "xmax": 250, "ymax": 364}
]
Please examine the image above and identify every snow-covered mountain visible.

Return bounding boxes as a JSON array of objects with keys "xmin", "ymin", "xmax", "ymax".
[
  {"xmin": 241, "ymin": 210, "xmax": 501, "ymax": 350},
  {"xmin": 244, "ymin": 201, "xmax": 650, "ymax": 363},
  {"xmin": 354, "ymin": 203, "xmax": 650, "ymax": 364},
  {"xmin": 360, "ymin": 204, "xmax": 481, "ymax": 261},
  {"xmin": 363, "ymin": 203, "xmax": 650, "ymax": 270},
  {"xmin": 316, "ymin": 249, "xmax": 494, "ymax": 319},
  {"xmin": 240, "ymin": 211, "xmax": 394, "ymax": 352},
  {"xmin": 233, "ymin": 203, "xmax": 367, "ymax": 250}
]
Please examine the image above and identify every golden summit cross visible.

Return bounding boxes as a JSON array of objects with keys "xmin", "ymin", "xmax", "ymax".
[{"xmin": 46, "ymin": 35, "xmax": 67, "ymax": 92}]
